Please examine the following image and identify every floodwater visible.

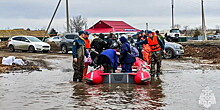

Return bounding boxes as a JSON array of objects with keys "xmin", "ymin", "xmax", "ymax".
[{"xmin": 0, "ymin": 54, "xmax": 220, "ymax": 110}]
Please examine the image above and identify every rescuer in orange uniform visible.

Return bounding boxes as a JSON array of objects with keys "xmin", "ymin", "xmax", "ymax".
[
  {"xmin": 82, "ymin": 31, "xmax": 91, "ymax": 79},
  {"xmin": 136, "ymin": 31, "xmax": 165, "ymax": 77}
]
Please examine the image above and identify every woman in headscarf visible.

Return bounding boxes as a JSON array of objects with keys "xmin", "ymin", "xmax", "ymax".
[{"xmin": 119, "ymin": 36, "xmax": 136, "ymax": 73}]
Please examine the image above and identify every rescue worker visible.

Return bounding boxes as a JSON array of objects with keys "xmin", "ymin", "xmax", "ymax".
[
  {"xmin": 72, "ymin": 31, "xmax": 89, "ymax": 82},
  {"xmin": 136, "ymin": 31, "xmax": 165, "ymax": 77},
  {"xmin": 82, "ymin": 31, "xmax": 91, "ymax": 79},
  {"xmin": 119, "ymin": 36, "xmax": 136, "ymax": 72},
  {"xmin": 84, "ymin": 31, "xmax": 91, "ymax": 50},
  {"xmin": 94, "ymin": 49, "xmax": 118, "ymax": 73}
]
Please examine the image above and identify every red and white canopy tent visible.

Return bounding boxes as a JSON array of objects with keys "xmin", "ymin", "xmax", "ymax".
[{"xmin": 85, "ymin": 20, "xmax": 140, "ymax": 34}]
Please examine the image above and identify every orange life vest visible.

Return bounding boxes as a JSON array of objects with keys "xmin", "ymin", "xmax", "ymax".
[
  {"xmin": 147, "ymin": 35, "xmax": 161, "ymax": 52},
  {"xmin": 83, "ymin": 39, "xmax": 91, "ymax": 49}
]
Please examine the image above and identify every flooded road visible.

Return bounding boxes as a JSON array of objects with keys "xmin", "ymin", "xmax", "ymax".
[{"xmin": 0, "ymin": 53, "xmax": 219, "ymax": 110}]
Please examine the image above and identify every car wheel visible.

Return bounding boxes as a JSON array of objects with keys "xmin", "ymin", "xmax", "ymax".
[
  {"xmin": 28, "ymin": 46, "xmax": 35, "ymax": 53},
  {"xmin": 9, "ymin": 45, "xmax": 15, "ymax": 52},
  {"xmin": 164, "ymin": 48, "xmax": 174, "ymax": 59},
  {"xmin": 61, "ymin": 45, "xmax": 68, "ymax": 54},
  {"xmin": 43, "ymin": 50, "xmax": 49, "ymax": 53}
]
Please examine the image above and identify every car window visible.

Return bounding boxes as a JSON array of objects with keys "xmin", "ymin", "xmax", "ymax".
[
  {"xmin": 21, "ymin": 37, "xmax": 28, "ymax": 42},
  {"xmin": 53, "ymin": 37, "xmax": 59, "ymax": 39},
  {"xmin": 27, "ymin": 37, "xmax": 42, "ymax": 42},
  {"xmin": 65, "ymin": 35, "xmax": 78, "ymax": 39},
  {"xmin": 12, "ymin": 37, "xmax": 22, "ymax": 41}
]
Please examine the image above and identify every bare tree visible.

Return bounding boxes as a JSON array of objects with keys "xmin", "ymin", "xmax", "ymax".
[
  {"xmin": 174, "ymin": 24, "xmax": 181, "ymax": 29},
  {"xmin": 183, "ymin": 25, "xmax": 189, "ymax": 35},
  {"xmin": 216, "ymin": 25, "xmax": 220, "ymax": 34},
  {"xmin": 69, "ymin": 15, "xmax": 87, "ymax": 33}
]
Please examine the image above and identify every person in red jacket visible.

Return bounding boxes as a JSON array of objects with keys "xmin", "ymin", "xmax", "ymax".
[{"xmin": 136, "ymin": 31, "xmax": 165, "ymax": 77}]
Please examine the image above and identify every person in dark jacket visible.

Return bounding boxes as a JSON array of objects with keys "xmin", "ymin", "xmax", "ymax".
[
  {"xmin": 91, "ymin": 35, "xmax": 107, "ymax": 54},
  {"xmin": 127, "ymin": 34, "xmax": 135, "ymax": 45},
  {"xmin": 107, "ymin": 35, "xmax": 120, "ymax": 50},
  {"xmin": 94, "ymin": 49, "xmax": 118, "ymax": 73},
  {"xmin": 72, "ymin": 31, "xmax": 89, "ymax": 82},
  {"xmin": 136, "ymin": 31, "xmax": 145, "ymax": 59},
  {"xmin": 119, "ymin": 36, "xmax": 136, "ymax": 73}
]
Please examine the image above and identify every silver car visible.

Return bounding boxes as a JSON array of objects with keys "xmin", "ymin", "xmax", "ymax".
[
  {"xmin": 45, "ymin": 36, "xmax": 61, "ymax": 45},
  {"xmin": 164, "ymin": 40, "xmax": 184, "ymax": 59},
  {"xmin": 59, "ymin": 33, "xmax": 79, "ymax": 54},
  {"xmin": 8, "ymin": 36, "xmax": 50, "ymax": 53}
]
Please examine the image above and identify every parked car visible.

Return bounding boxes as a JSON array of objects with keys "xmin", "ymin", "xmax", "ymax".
[
  {"xmin": 59, "ymin": 33, "xmax": 79, "ymax": 53},
  {"xmin": 8, "ymin": 36, "xmax": 50, "ymax": 53},
  {"xmin": 164, "ymin": 40, "xmax": 184, "ymax": 59},
  {"xmin": 45, "ymin": 36, "xmax": 61, "ymax": 45}
]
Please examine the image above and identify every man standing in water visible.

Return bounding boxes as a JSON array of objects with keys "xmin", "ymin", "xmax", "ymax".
[
  {"xmin": 136, "ymin": 31, "xmax": 165, "ymax": 77},
  {"xmin": 72, "ymin": 31, "xmax": 89, "ymax": 82}
]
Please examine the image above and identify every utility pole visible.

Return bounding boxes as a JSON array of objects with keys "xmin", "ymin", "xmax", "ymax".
[
  {"xmin": 146, "ymin": 23, "xmax": 148, "ymax": 31},
  {"xmin": 171, "ymin": 0, "xmax": 174, "ymax": 29},
  {"xmin": 201, "ymin": 0, "xmax": 207, "ymax": 40},
  {"xmin": 66, "ymin": 0, "xmax": 70, "ymax": 33}
]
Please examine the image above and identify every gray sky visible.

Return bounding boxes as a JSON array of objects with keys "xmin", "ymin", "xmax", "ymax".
[{"xmin": 0, "ymin": 0, "xmax": 220, "ymax": 32}]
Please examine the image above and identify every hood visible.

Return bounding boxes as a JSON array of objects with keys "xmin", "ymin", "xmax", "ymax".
[
  {"xmin": 32, "ymin": 42, "xmax": 50, "ymax": 46},
  {"xmin": 165, "ymin": 42, "xmax": 182, "ymax": 47},
  {"xmin": 120, "ymin": 36, "xmax": 128, "ymax": 43}
]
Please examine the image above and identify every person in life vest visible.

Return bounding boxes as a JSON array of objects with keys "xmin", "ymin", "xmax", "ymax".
[
  {"xmin": 72, "ymin": 31, "xmax": 89, "ymax": 82},
  {"xmin": 136, "ymin": 30, "xmax": 165, "ymax": 77},
  {"xmin": 82, "ymin": 31, "xmax": 91, "ymax": 79}
]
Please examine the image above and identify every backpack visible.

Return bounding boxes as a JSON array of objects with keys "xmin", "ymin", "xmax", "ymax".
[{"xmin": 126, "ymin": 43, "xmax": 139, "ymax": 57}]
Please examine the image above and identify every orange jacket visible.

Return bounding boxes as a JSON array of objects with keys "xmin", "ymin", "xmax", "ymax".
[
  {"xmin": 147, "ymin": 36, "xmax": 161, "ymax": 52},
  {"xmin": 142, "ymin": 44, "xmax": 151, "ymax": 64}
]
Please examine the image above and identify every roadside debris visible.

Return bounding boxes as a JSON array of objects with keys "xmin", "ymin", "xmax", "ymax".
[
  {"xmin": 2, "ymin": 56, "xmax": 24, "ymax": 66},
  {"xmin": 0, "ymin": 56, "xmax": 40, "ymax": 73},
  {"xmin": 184, "ymin": 45, "xmax": 220, "ymax": 64}
]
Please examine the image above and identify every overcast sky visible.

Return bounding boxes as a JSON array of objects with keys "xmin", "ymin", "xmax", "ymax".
[{"xmin": 0, "ymin": 0, "xmax": 220, "ymax": 32}]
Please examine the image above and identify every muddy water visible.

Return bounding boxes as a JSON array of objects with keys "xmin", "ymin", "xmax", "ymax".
[{"xmin": 0, "ymin": 56, "xmax": 220, "ymax": 110}]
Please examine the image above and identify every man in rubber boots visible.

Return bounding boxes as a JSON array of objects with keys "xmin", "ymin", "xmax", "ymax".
[
  {"xmin": 82, "ymin": 31, "xmax": 91, "ymax": 79},
  {"xmin": 72, "ymin": 31, "xmax": 89, "ymax": 82},
  {"xmin": 136, "ymin": 31, "xmax": 165, "ymax": 77}
]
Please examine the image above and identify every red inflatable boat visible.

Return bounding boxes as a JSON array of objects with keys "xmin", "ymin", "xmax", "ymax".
[{"xmin": 85, "ymin": 57, "xmax": 151, "ymax": 85}]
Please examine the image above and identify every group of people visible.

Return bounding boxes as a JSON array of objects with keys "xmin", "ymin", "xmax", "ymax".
[{"xmin": 72, "ymin": 30, "xmax": 166, "ymax": 82}]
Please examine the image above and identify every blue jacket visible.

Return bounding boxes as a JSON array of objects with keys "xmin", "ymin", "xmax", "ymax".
[
  {"xmin": 120, "ymin": 37, "xmax": 136, "ymax": 64},
  {"xmin": 72, "ymin": 37, "xmax": 88, "ymax": 58},
  {"xmin": 100, "ymin": 49, "xmax": 118, "ymax": 70}
]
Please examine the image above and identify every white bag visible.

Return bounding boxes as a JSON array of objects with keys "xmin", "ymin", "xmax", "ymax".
[
  {"xmin": 2, "ymin": 56, "xmax": 15, "ymax": 65},
  {"xmin": 13, "ymin": 59, "xmax": 25, "ymax": 65}
]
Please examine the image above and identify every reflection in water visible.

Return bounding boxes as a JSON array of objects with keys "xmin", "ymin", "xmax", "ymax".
[{"xmin": 71, "ymin": 78, "xmax": 165, "ymax": 109}]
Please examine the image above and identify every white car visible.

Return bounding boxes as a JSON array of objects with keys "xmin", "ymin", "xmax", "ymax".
[{"xmin": 8, "ymin": 36, "xmax": 50, "ymax": 53}]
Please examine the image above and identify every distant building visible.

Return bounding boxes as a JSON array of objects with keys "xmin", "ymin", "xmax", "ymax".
[{"xmin": 0, "ymin": 29, "xmax": 49, "ymax": 38}]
